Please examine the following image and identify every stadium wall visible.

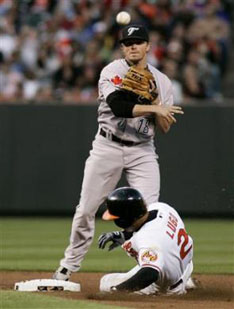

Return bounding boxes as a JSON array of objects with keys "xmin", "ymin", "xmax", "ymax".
[{"xmin": 0, "ymin": 104, "xmax": 233, "ymax": 217}]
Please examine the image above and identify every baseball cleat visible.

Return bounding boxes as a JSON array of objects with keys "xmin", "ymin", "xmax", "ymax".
[
  {"xmin": 53, "ymin": 266, "xmax": 72, "ymax": 281},
  {"xmin": 186, "ymin": 277, "xmax": 199, "ymax": 290}
]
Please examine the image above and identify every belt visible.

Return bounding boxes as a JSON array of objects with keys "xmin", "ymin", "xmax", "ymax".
[
  {"xmin": 169, "ymin": 279, "xmax": 183, "ymax": 290},
  {"xmin": 100, "ymin": 128, "xmax": 140, "ymax": 147}
]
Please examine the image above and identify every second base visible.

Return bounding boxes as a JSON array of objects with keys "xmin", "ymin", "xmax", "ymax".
[{"xmin": 14, "ymin": 279, "xmax": 81, "ymax": 292}]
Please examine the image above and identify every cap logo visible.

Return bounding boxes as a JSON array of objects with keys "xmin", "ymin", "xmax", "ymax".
[{"xmin": 127, "ymin": 27, "xmax": 139, "ymax": 36}]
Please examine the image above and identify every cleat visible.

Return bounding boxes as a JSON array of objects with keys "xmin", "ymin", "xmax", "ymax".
[
  {"xmin": 53, "ymin": 266, "xmax": 72, "ymax": 281},
  {"xmin": 186, "ymin": 277, "xmax": 199, "ymax": 290}
]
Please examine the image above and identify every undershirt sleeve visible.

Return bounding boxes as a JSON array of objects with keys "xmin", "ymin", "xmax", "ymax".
[
  {"xmin": 114, "ymin": 267, "xmax": 159, "ymax": 291},
  {"xmin": 106, "ymin": 90, "xmax": 151, "ymax": 118}
]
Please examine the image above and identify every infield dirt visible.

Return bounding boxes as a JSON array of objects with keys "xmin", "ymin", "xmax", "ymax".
[{"xmin": 1, "ymin": 271, "xmax": 234, "ymax": 308}]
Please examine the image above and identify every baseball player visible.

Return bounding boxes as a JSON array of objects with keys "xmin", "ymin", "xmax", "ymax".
[
  {"xmin": 53, "ymin": 24, "xmax": 183, "ymax": 281},
  {"xmin": 99, "ymin": 187, "xmax": 195, "ymax": 295}
]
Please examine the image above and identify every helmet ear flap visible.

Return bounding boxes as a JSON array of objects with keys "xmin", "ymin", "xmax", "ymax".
[{"xmin": 114, "ymin": 217, "xmax": 134, "ymax": 229}]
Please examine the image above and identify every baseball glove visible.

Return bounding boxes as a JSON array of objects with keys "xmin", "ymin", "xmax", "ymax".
[{"xmin": 121, "ymin": 66, "xmax": 158, "ymax": 102}]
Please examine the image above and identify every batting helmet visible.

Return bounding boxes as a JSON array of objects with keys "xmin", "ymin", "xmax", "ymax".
[{"xmin": 102, "ymin": 187, "xmax": 147, "ymax": 228}]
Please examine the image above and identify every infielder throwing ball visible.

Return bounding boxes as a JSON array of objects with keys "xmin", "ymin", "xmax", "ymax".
[
  {"xmin": 99, "ymin": 187, "xmax": 195, "ymax": 295},
  {"xmin": 54, "ymin": 24, "xmax": 183, "ymax": 281}
]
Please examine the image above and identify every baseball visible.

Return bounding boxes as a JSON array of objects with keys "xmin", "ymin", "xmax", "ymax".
[{"xmin": 116, "ymin": 11, "xmax": 131, "ymax": 25}]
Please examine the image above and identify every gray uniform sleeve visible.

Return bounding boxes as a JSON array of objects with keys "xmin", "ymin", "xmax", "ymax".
[
  {"xmin": 99, "ymin": 67, "xmax": 120, "ymax": 100},
  {"xmin": 97, "ymin": 60, "xmax": 160, "ymax": 143},
  {"xmin": 149, "ymin": 65, "xmax": 174, "ymax": 106},
  {"xmin": 162, "ymin": 77, "xmax": 173, "ymax": 106}
]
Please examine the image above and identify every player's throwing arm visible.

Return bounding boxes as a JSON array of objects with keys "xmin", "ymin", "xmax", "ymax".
[
  {"xmin": 153, "ymin": 105, "xmax": 183, "ymax": 123},
  {"xmin": 133, "ymin": 104, "xmax": 184, "ymax": 124}
]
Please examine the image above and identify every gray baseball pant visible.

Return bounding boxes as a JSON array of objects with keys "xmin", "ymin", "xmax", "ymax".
[{"xmin": 60, "ymin": 133, "xmax": 160, "ymax": 272}]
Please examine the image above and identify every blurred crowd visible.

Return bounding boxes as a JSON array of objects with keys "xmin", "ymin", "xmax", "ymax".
[{"xmin": 0, "ymin": 0, "xmax": 233, "ymax": 105}]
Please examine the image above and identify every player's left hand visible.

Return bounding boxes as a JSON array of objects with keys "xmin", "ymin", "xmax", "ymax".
[
  {"xmin": 98, "ymin": 231, "xmax": 125, "ymax": 251},
  {"xmin": 121, "ymin": 66, "xmax": 157, "ymax": 102},
  {"xmin": 149, "ymin": 79, "xmax": 158, "ymax": 102}
]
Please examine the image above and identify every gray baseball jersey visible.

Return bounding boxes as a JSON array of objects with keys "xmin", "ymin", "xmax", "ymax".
[
  {"xmin": 98, "ymin": 58, "xmax": 173, "ymax": 143},
  {"xmin": 59, "ymin": 58, "xmax": 174, "ymax": 273}
]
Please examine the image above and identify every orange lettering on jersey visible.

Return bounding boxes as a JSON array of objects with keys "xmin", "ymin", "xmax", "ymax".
[
  {"xmin": 166, "ymin": 230, "xmax": 174, "ymax": 239},
  {"xmin": 167, "ymin": 221, "xmax": 176, "ymax": 233},
  {"xmin": 123, "ymin": 241, "xmax": 131, "ymax": 251},
  {"xmin": 123, "ymin": 241, "xmax": 138, "ymax": 259},
  {"xmin": 169, "ymin": 213, "xmax": 178, "ymax": 226},
  {"xmin": 166, "ymin": 212, "xmax": 178, "ymax": 239}
]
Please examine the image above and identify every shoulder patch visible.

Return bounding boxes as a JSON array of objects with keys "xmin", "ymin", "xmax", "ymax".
[
  {"xmin": 111, "ymin": 75, "xmax": 122, "ymax": 85},
  {"xmin": 141, "ymin": 250, "xmax": 158, "ymax": 262}
]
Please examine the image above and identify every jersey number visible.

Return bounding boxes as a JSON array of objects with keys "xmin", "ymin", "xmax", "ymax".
[
  {"xmin": 177, "ymin": 228, "xmax": 193, "ymax": 260},
  {"xmin": 137, "ymin": 119, "xmax": 150, "ymax": 134}
]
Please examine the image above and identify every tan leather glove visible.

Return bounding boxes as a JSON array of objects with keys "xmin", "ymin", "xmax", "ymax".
[{"xmin": 121, "ymin": 66, "xmax": 158, "ymax": 102}]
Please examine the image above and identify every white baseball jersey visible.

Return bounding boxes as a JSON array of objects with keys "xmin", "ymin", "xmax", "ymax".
[
  {"xmin": 98, "ymin": 59, "xmax": 173, "ymax": 143},
  {"xmin": 122, "ymin": 202, "xmax": 193, "ymax": 291}
]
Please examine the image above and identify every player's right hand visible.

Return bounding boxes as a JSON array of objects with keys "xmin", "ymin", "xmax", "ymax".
[
  {"xmin": 98, "ymin": 231, "xmax": 125, "ymax": 251},
  {"xmin": 154, "ymin": 105, "xmax": 184, "ymax": 123}
]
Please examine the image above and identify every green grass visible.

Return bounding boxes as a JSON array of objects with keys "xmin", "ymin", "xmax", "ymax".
[
  {"xmin": 0, "ymin": 218, "xmax": 234, "ymax": 273},
  {"xmin": 1, "ymin": 218, "xmax": 233, "ymax": 273},
  {"xmin": 0, "ymin": 218, "xmax": 136, "ymax": 272},
  {"xmin": 185, "ymin": 219, "xmax": 234, "ymax": 274},
  {"xmin": 0, "ymin": 290, "xmax": 128, "ymax": 309},
  {"xmin": 1, "ymin": 218, "xmax": 233, "ymax": 309}
]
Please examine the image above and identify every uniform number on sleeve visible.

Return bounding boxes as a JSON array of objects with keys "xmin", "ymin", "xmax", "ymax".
[{"xmin": 177, "ymin": 228, "xmax": 193, "ymax": 260}]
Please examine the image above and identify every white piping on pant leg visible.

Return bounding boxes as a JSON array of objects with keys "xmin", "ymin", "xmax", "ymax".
[{"xmin": 166, "ymin": 261, "xmax": 194, "ymax": 295}]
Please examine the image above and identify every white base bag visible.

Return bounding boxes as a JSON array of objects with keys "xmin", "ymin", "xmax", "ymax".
[{"xmin": 14, "ymin": 279, "xmax": 81, "ymax": 292}]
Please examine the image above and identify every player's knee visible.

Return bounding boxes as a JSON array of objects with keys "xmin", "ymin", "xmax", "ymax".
[{"xmin": 75, "ymin": 204, "xmax": 96, "ymax": 219}]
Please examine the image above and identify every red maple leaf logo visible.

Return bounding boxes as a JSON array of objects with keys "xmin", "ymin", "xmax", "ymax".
[{"xmin": 111, "ymin": 75, "xmax": 122, "ymax": 85}]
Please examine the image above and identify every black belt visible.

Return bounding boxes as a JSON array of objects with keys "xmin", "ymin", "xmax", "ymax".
[
  {"xmin": 169, "ymin": 279, "xmax": 183, "ymax": 290},
  {"xmin": 100, "ymin": 128, "xmax": 140, "ymax": 147}
]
